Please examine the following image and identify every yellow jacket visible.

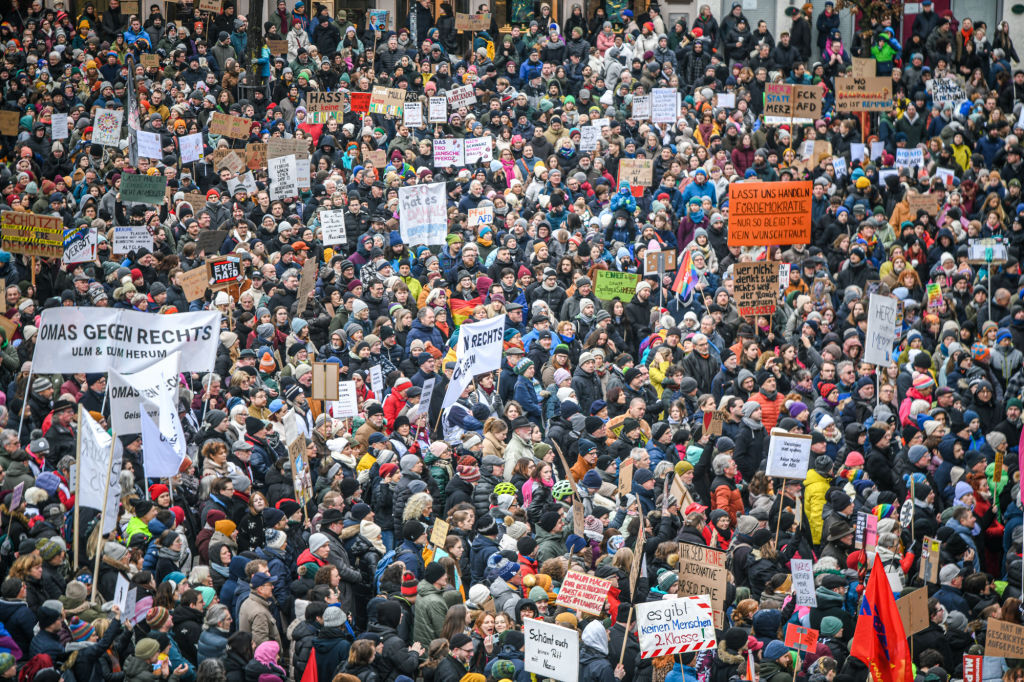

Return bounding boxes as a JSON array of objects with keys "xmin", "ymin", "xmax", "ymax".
[
  {"xmin": 804, "ymin": 469, "xmax": 830, "ymax": 545},
  {"xmin": 649, "ymin": 359, "xmax": 670, "ymax": 398}
]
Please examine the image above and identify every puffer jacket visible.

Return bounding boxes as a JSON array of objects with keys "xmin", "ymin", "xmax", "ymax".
[{"xmin": 197, "ymin": 627, "xmax": 229, "ymax": 663}]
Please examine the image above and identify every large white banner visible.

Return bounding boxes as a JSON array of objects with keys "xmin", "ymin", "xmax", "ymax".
[
  {"xmin": 442, "ymin": 314, "xmax": 505, "ymax": 410},
  {"xmin": 32, "ymin": 308, "xmax": 220, "ymax": 373},
  {"xmin": 865, "ymin": 293, "xmax": 898, "ymax": 366},
  {"xmin": 141, "ymin": 406, "xmax": 185, "ymax": 478},
  {"xmin": 78, "ymin": 410, "xmax": 123, "ymax": 533},
  {"xmin": 523, "ymin": 618, "xmax": 579, "ymax": 682},
  {"xmin": 398, "ymin": 182, "xmax": 447, "ymax": 245},
  {"xmin": 108, "ymin": 352, "xmax": 181, "ymax": 436}
]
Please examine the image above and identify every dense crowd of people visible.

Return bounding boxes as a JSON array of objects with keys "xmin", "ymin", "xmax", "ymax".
[{"xmin": 0, "ymin": 0, "xmax": 1023, "ymax": 681}]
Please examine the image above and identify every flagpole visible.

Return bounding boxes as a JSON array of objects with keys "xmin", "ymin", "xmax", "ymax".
[
  {"xmin": 74, "ymin": 405, "xmax": 83, "ymax": 571},
  {"xmin": 16, "ymin": 366, "xmax": 34, "ymax": 442},
  {"xmin": 618, "ymin": 606, "xmax": 633, "ymax": 668},
  {"xmin": 91, "ymin": 435, "xmax": 117, "ymax": 604}
]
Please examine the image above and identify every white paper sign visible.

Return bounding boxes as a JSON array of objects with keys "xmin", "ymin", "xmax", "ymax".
[
  {"xmin": 136, "ymin": 130, "xmax": 162, "ymax": 159},
  {"xmin": 32, "ymin": 307, "xmax": 222, "ymax": 373},
  {"xmin": 295, "ymin": 156, "xmax": 311, "ymax": 190},
  {"xmin": 631, "ymin": 95, "xmax": 651, "ymax": 120},
  {"xmin": 78, "ymin": 409, "xmax": 114, "ymax": 511},
  {"xmin": 434, "ymin": 138, "xmax": 464, "ymax": 167},
  {"xmin": 895, "ymin": 148, "xmax": 923, "ymax": 169},
  {"xmin": 464, "ymin": 136, "xmax": 493, "ymax": 164},
  {"xmin": 228, "ymin": 171, "xmax": 258, "ymax": 196},
  {"xmin": 442, "ymin": 314, "xmax": 506, "ymax": 411},
  {"xmin": 524, "ymin": 618, "xmax": 579, "ymax": 682},
  {"xmin": 398, "ymin": 182, "xmax": 448, "ymax": 245},
  {"xmin": 935, "ymin": 167, "xmax": 955, "ymax": 186},
  {"xmin": 865, "ymin": 293, "xmax": 898, "ymax": 366},
  {"xmin": 333, "ymin": 380, "xmax": 359, "ymax": 418},
  {"xmin": 268, "ymin": 154, "xmax": 298, "ymax": 199},
  {"xmin": 765, "ymin": 429, "xmax": 812, "ymax": 479},
  {"xmin": 114, "ymin": 574, "xmax": 131, "ymax": 612},
  {"xmin": 716, "ymin": 92, "xmax": 736, "ymax": 108},
  {"xmin": 447, "ymin": 84, "xmax": 477, "ymax": 109},
  {"xmin": 800, "ymin": 140, "xmax": 815, "ymax": 159},
  {"xmin": 112, "ymin": 225, "xmax": 154, "ymax": 255},
  {"xmin": 404, "ymin": 101, "xmax": 423, "ymax": 127},
  {"xmin": 140, "ymin": 406, "xmax": 184, "ymax": 477},
  {"xmin": 93, "ymin": 108, "xmax": 123, "ymax": 146},
  {"xmin": 419, "ymin": 376, "xmax": 435, "ymax": 419},
  {"xmin": 636, "ymin": 596, "xmax": 717, "ymax": 658},
  {"xmin": 832, "ymin": 157, "xmax": 848, "ymax": 178},
  {"xmin": 870, "ymin": 141, "xmax": 884, "ymax": 160},
  {"xmin": 590, "ymin": 117, "xmax": 610, "ymax": 130},
  {"xmin": 63, "ymin": 228, "xmax": 97, "ymax": 265},
  {"xmin": 580, "ymin": 126, "xmax": 599, "ymax": 152},
  {"xmin": 791, "ymin": 559, "xmax": 817, "ymax": 607},
  {"xmin": 468, "ymin": 206, "xmax": 493, "ymax": 227},
  {"xmin": 651, "ymin": 88, "xmax": 678, "ymax": 123},
  {"xmin": 51, "ymin": 113, "xmax": 68, "ymax": 141},
  {"xmin": 851, "ymin": 142, "xmax": 865, "ymax": 162},
  {"xmin": 180, "ymin": 132, "xmax": 205, "ymax": 163},
  {"xmin": 778, "ymin": 262, "xmax": 790, "ymax": 296},
  {"xmin": 319, "ymin": 208, "xmax": 348, "ymax": 247},
  {"xmin": 428, "ymin": 96, "xmax": 447, "ymax": 123},
  {"xmin": 369, "ymin": 364, "xmax": 384, "ymax": 398}
]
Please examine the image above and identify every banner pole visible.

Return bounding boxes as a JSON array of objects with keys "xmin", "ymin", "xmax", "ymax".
[
  {"xmin": 74, "ymin": 405, "xmax": 82, "ymax": 570},
  {"xmin": 91, "ymin": 436, "xmax": 117, "ymax": 604},
  {"xmin": 618, "ymin": 606, "xmax": 633, "ymax": 668}
]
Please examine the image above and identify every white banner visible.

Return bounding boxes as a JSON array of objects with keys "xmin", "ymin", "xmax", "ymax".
[
  {"xmin": 319, "ymin": 209, "xmax": 348, "ymax": 247},
  {"xmin": 112, "ymin": 225, "xmax": 154, "ymax": 255},
  {"xmin": 865, "ymin": 293, "xmax": 898, "ymax": 366},
  {"xmin": 442, "ymin": 314, "xmax": 505, "ymax": 410},
  {"xmin": 765, "ymin": 428, "xmax": 812, "ymax": 479},
  {"xmin": 136, "ymin": 130, "xmax": 162, "ymax": 159},
  {"xmin": 524, "ymin": 618, "xmax": 579, "ymax": 682},
  {"xmin": 651, "ymin": 88, "xmax": 678, "ymax": 123},
  {"xmin": 32, "ymin": 308, "xmax": 221, "ymax": 373},
  {"xmin": 140, "ymin": 406, "xmax": 184, "ymax": 478},
  {"xmin": 434, "ymin": 138, "xmax": 464, "ymax": 167},
  {"xmin": 398, "ymin": 182, "xmax": 447, "ymax": 245},
  {"xmin": 108, "ymin": 351, "xmax": 181, "ymax": 436},
  {"xmin": 636, "ymin": 596, "xmax": 717, "ymax": 658},
  {"xmin": 464, "ymin": 136, "xmax": 493, "ymax": 164},
  {"xmin": 179, "ymin": 132, "xmax": 204, "ymax": 163}
]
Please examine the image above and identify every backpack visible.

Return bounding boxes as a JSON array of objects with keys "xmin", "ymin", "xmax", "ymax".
[{"xmin": 373, "ymin": 549, "xmax": 397, "ymax": 592}]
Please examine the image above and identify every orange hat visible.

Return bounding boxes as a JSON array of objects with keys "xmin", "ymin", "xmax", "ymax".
[
  {"xmin": 259, "ymin": 352, "xmax": 276, "ymax": 373},
  {"xmin": 292, "ymin": 241, "xmax": 309, "ymax": 251},
  {"xmin": 214, "ymin": 520, "xmax": 236, "ymax": 536}
]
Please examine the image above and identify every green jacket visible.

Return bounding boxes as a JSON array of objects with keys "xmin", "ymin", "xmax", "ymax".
[
  {"xmin": 535, "ymin": 525, "xmax": 568, "ymax": 565},
  {"xmin": 412, "ymin": 581, "xmax": 448, "ymax": 647},
  {"xmin": 124, "ymin": 516, "xmax": 152, "ymax": 546},
  {"xmin": 758, "ymin": 660, "xmax": 793, "ymax": 682}
]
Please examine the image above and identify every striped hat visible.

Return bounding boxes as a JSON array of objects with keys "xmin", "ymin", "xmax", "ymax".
[{"xmin": 69, "ymin": 617, "xmax": 95, "ymax": 642}]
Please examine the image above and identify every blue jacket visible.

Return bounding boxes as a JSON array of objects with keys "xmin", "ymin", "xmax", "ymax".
[
  {"xmin": 395, "ymin": 539, "xmax": 425, "ymax": 579},
  {"xmin": 518, "ymin": 58, "xmax": 542, "ymax": 82},
  {"xmin": 404, "ymin": 319, "xmax": 445, "ymax": 355},
  {"xmin": 513, "ymin": 375, "xmax": 542, "ymax": 419},
  {"xmin": 469, "ymin": 534, "xmax": 500, "ymax": 584},
  {"xmin": 680, "ymin": 178, "xmax": 717, "ymax": 206},
  {"xmin": 934, "ymin": 584, "xmax": 970, "ymax": 616}
]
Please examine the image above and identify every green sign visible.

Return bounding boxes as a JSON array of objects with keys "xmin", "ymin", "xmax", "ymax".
[
  {"xmin": 120, "ymin": 173, "xmax": 168, "ymax": 204},
  {"xmin": 594, "ymin": 270, "xmax": 639, "ymax": 301}
]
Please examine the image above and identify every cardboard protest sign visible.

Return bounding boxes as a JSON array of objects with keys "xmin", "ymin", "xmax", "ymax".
[
  {"xmin": 368, "ymin": 86, "xmax": 406, "ymax": 116},
  {"xmin": 208, "ymin": 256, "xmax": 241, "ymax": 285},
  {"xmin": 196, "ymin": 230, "xmax": 228, "ymax": 254},
  {"xmin": 865, "ymin": 293, "xmax": 898, "ymax": 366},
  {"xmin": 267, "ymin": 137, "xmax": 310, "ymax": 159},
  {"xmin": 784, "ymin": 623, "xmax": 819, "ymax": 653},
  {"xmin": 288, "ymin": 435, "xmax": 313, "ymax": 507},
  {"xmin": 209, "ymin": 112, "xmax": 252, "ymax": 140},
  {"xmin": 0, "ymin": 110, "xmax": 19, "ymax": 135},
  {"xmin": 791, "ymin": 558, "xmax": 817, "ymax": 607},
  {"xmin": 2, "ymin": 211, "xmax": 63, "ymax": 258},
  {"xmin": 852, "ymin": 57, "xmax": 875, "ymax": 78},
  {"xmin": 245, "ymin": 143, "xmax": 267, "ymax": 169},
  {"xmin": 677, "ymin": 542, "xmax": 727, "ymax": 627},
  {"xmin": 764, "ymin": 83, "xmax": 792, "ymax": 119},
  {"xmin": 311, "ymin": 362, "xmax": 340, "ymax": 401},
  {"xmin": 140, "ymin": 53, "xmax": 160, "ymax": 68},
  {"xmin": 455, "ymin": 12, "xmax": 490, "ymax": 30},
  {"xmin": 734, "ymin": 261, "xmax": 780, "ymax": 317},
  {"xmin": 644, "ymin": 249, "xmax": 676, "ymax": 276},
  {"xmin": 121, "ymin": 173, "xmax": 167, "ymax": 204},
  {"xmin": 464, "ymin": 137, "xmax": 493, "ymax": 164},
  {"xmin": 619, "ymin": 158, "xmax": 653, "ymax": 187},
  {"xmin": 834, "ymin": 76, "xmax": 893, "ymax": 112},
  {"xmin": 366, "ymin": 149, "xmax": 387, "ymax": 168},
  {"xmin": 555, "ymin": 571, "xmax": 614, "ymax": 616},
  {"xmin": 907, "ymin": 191, "xmax": 940, "ymax": 215},
  {"xmin": 728, "ymin": 181, "xmax": 812, "ymax": 246},
  {"xmin": 765, "ymin": 428, "xmax": 812, "ymax": 479},
  {"xmin": 524, "ymin": 618, "xmax": 578, "ymax": 682},
  {"xmin": 985, "ymin": 618, "xmax": 1024, "ymax": 658},
  {"xmin": 197, "ymin": 0, "xmax": 221, "ymax": 12},
  {"xmin": 618, "ymin": 459, "xmax": 633, "ymax": 496},
  {"xmin": 430, "ymin": 518, "xmax": 450, "ymax": 547},
  {"xmin": 267, "ymin": 39, "xmax": 288, "ymax": 55},
  {"xmin": 112, "ymin": 226, "xmax": 154, "ymax": 255},
  {"xmin": 919, "ymin": 536, "xmax": 941, "ymax": 583},
  {"xmin": 636, "ymin": 595, "xmax": 716, "ymax": 658},
  {"xmin": 594, "ymin": 270, "xmax": 639, "ymax": 301},
  {"xmin": 179, "ymin": 266, "xmax": 210, "ymax": 302},
  {"xmin": 896, "ymin": 588, "xmax": 929, "ymax": 636},
  {"xmin": 306, "ymin": 92, "xmax": 347, "ymax": 121},
  {"xmin": 295, "ymin": 257, "xmax": 317, "ymax": 315}
]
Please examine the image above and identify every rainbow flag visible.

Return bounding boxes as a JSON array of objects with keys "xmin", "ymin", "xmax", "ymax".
[
  {"xmin": 671, "ymin": 249, "xmax": 699, "ymax": 298},
  {"xmin": 449, "ymin": 295, "xmax": 483, "ymax": 325}
]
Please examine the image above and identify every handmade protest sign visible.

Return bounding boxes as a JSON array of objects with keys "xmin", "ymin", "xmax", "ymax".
[
  {"xmin": 985, "ymin": 618, "xmax": 1024, "ymax": 658},
  {"xmin": 964, "ymin": 655, "xmax": 983, "ymax": 682},
  {"xmin": 434, "ymin": 138, "xmax": 464, "ymax": 167},
  {"xmin": 0, "ymin": 110, "xmax": 19, "ymax": 135},
  {"xmin": 784, "ymin": 623, "xmax": 819, "ymax": 652},
  {"xmin": 524, "ymin": 618, "xmax": 578, "ymax": 682},
  {"xmin": 716, "ymin": 92, "xmax": 735, "ymax": 107},
  {"xmin": 791, "ymin": 559, "xmax": 817, "ymax": 607},
  {"xmin": 209, "ymin": 112, "xmax": 253, "ymax": 139},
  {"xmin": 455, "ymin": 12, "xmax": 490, "ymax": 29},
  {"xmin": 442, "ymin": 315, "xmax": 505, "ymax": 410},
  {"xmin": 51, "ymin": 112, "xmax": 68, "ymax": 140},
  {"xmin": 266, "ymin": 38, "xmax": 287, "ymax": 55},
  {"xmin": 112, "ymin": 226, "xmax": 154, "ymax": 255},
  {"xmin": 632, "ymin": 94, "xmax": 651, "ymax": 119},
  {"xmin": 136, "ymin": 130, "xmax": 160, "ymax": 157},
  {"xmin": 319, "ymin": 209, "xmax": 347, "ymax": 247},
  {"xmin": 305, "ymin": 92, "xmax": 347, "ymax": 121},
  {"xmin": 919, "ymin": 537, "xmax": 941, "ymax": 582},
  {"xmin": 121, "ymin": 173, "xmax": 167, "ymax": 204},
  {"xmin": 896, "ymin": 588, "xmax": 929, "ymax": 636},
  {"xmin": 179, "ymin": 266, "xmax": 209, "ymax": 302},
  {"xmin": 928, "ymin": 77, "xmax": 967, "ymax": 107},
  {"xmin": 179, "ymin": 133, "xmax": 204, "ymax": 163},
  {"xmin": 429, "ymin": 97, "xmax": 447, "ymax": 123},
  {"xmin": 895, "ymin": 148, "xmax": 924, "ymax": 169},
  {"xmin": 728, "ymin": 181, "xmax": 812, "ymax": 246},
  {"xmin": 268, "ymin": 155, "xmax": 298, "ymax": 200},
  {"xmin": 62, "ymin": 227, "xmax": 96, "ymax": 265},
  {"xmin": 651, "ymin": 88, "xmax": 678, "ymax": 123},
  {"xmin": 464, "ymin": 137, "xmax": 493, "ymax": 164},
  {"xmin": 734, "ymin": 261, "xmax": 780, "ymax": 317},
  {"xmin": 2, "ymin": 211, "xmax": 63, "ymax": 258},
  {"xmin": 907, "ymin": 192, "xmax": 940, "ymax": 215},
  {"xmin": 333, "ymin": 381, "xmax": 359, "ymax": 418},
  {"xmin": 403, "ymin": 102, "xmax": 423, "ymax": 127},
  {"xmin": 555, "ymin": 571, "xmax": 614, "ymax": 616},
  {"xmin": 865, "ymin": 294, "xmax": 898, "ymax": 366},
  {"xmin": 429, "ymin": 518, "xmax": 450, "ymax": 547},
  {"xmin": 595, "ymin": 270, "xmax": 639, "ymax": 300},
  {"xmin": 245, "ymin": 143, "xmax": 267, "ymax": 169},
  {"xmin": 677, "ymin": 542, "xmax": 727, "ymax": 627},
  {"xmin": 267, "ymin": 138, "xmax": 310, "ymax": 159},
  {"xmin": 296, "ymin": 258, "xmax": 317, "ymax": 315},
  {"xmin": 580, "ymin": 126, "xmax": 599, "ymax": 151},
  {"xmin": 468, "ymin": 206, "xmax": 493, "ymax": 227},
  {"xmin": 636, "ymin": 595, "xmax": 716, "ymax": 658},
  {"xmin": 766, "ymin": 428, "xmax": 812, "ymax": 478},
  {"xmin": 448, "ymin": 85, "xmax": 478, "ymax": 110},
  {"xmin": 93, "ymin": 108, "xmax": 123, "ymax": 146},
  {"xmin": 618, "ymin": 459, "xmax": 633, "ymax": 496},
  {"xmin": 398, "ymin": 182, "xmax": 447, "ymax": 245},
  {"xmin": 619, "ymin": 158, "xmax": 653, "ymax": 187},
  {"xmin": 32, "ymin": 308, "xmax": 220, "ymax": 373},
  {"xmin": 368, "ymin": 86, "xmax": 406, "ymax": 116},
  {"xmin": 834, "ymin": 76, "xmax": 893, "ymax": 112},
  {"xmin": 764, "ymin": 83, "xmax": 792, "ymax": 120},
  {"xmin": 311, "ymin": 362, "xmax": 340, "ymax": 402}
]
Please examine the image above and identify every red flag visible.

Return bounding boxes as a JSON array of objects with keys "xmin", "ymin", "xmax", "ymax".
[
  {"xmin": 849, "ymin": 555, "xmax": 913, "ymax": 682},
  {"xmin": 301, "ymin": 647, "xmax": 318, "ymax": 682}
]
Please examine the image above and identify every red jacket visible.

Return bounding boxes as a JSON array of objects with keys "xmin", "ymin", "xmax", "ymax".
[{"xmin": 751, "ymin": 390, "xmax": 786, "ymax": 430}]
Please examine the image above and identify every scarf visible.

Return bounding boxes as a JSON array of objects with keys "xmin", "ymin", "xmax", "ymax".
[
  {"xmin": 742, "ymin": 416, "xmax": 763, "ymax": 430},
  {"xmin": 157, "ymin": 546, "xmax": 183, "ymax": 563}
]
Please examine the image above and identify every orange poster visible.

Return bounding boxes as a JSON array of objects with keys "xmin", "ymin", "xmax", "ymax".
[{"xmin": 728, "ymin": 181, "xmax": 813, "ymax": 246}]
